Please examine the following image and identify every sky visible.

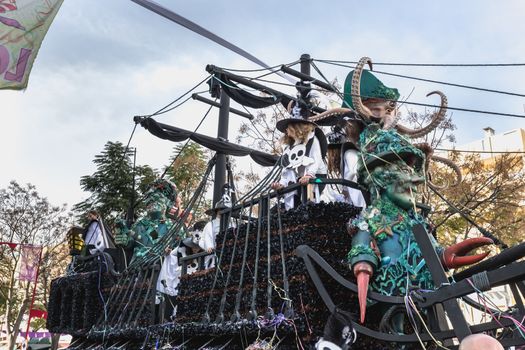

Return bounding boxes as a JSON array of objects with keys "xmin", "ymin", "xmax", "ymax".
[{"xmin": 1, "ymin": 0, "xmax": 525, "ymax": 209}]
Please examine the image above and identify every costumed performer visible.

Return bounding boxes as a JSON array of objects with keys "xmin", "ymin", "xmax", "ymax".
[
  {"xmin": 200, "ymin": 186, "xmax": 236, "ymax": 268},
  {"xmin": 82, "ymin": 210, "xmax": 115, "ymax": 255},
  {"xmin": 271, "ymin": 81, "xmax": 328, "ymax": 210}
]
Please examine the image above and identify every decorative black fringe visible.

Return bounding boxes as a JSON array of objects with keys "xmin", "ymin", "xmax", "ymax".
[{"xmin": 47, "ymin": 269, "xmax": 115, "ymax": 336}]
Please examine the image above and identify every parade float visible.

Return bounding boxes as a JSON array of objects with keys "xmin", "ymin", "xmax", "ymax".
[{"xmin": 46, "ymin": 55, "xmax": 525, "ymax": 350}]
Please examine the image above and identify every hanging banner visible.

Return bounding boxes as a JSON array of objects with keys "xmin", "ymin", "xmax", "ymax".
[
  {"xmin": 19, "ymin": 244, "xmax": 42, "ymax": 281},
  {"xmin": 0, "ymin": 0, "xmax": 64, "ymax": 90}
]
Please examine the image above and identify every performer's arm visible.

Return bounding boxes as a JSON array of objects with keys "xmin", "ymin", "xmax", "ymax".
[
  {"xmin": 348, "ymin": 229, "xmax": 379, "ymax": 270},
  {"xmin": 343, "ymin": 149, "xmax": 359, "ymax": 182},
  {"xmin": 199, "ymin": 222, "xmax": 214, "ymax": 253}
]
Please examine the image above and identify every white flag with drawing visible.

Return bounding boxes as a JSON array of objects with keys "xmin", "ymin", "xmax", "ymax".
[{"xmin": 0, "ymin": 0, "xmax": 63, "ymax": 90}]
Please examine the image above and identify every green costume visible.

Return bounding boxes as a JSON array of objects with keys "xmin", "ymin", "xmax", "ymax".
[
  {"xmin": 347, "ymin": 125, "xmax": 443, "ymax": 296},
  {"xmin": 115, "ymin": 179, "xmax": 185, "ymax": 260}
]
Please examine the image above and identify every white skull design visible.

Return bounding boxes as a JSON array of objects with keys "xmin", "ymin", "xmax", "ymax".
[
  {"xmin": 281, "ymin": 144, "xmax": 314, "ymax": 169},
  {"xmin": 221, "ymin": 193, "xmax": 232, "ymax": 208}
]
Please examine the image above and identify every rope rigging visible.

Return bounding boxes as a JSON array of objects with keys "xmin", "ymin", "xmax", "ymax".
[
  {"xmin": 241, "ymin": 75, "xmax": 525, "ymax": 119},
  {"xmin": 436, "ymin": 148, "xmax": 525, "ymax": 154},
  {"xmin": 159, "ymin": 101, "xmax": 216, "ymax": 179},
  {"xmin": 315, "ymin": 59, "xmax": 525, "ymax": 98},
  {"xmin": 136, "ymin": 74, "xmax": 213, "ymax": 118},
  {"xmin": 217, "ymin": 59, "xmax": 301, "ymax": 73},
  {"xmin": 120, "ymin": 155, "xmax": 217, "ymax": 271},
  {"xmin": 314, "ymin": 58, "xmax": 525, "ymax": 67},
  {"xmin": 209, "ymin": 57, "xmax": 525, "ymax": 120}
]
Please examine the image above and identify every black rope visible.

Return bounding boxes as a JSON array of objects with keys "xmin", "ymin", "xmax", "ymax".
[
  {"xmin": 243, "ymin": 168, "xmax": 280, "ymax": 202},
  {"xmin": 249, "ymin": 199, "xmax": 264, "ymax": 320},
  {"xmin": 136, "ymin": 156, "xmax": 217, "ymax": 268},
  {"xmin": 108, "ymin": 272, "xmax": 134, "ymax": 324},
  {"xmin": 187, "ymin": 177, "xmax": 209, "ymax": 225},
  {"xmin": 248, "ymin": 74, "xmax": 525, "ymax": 119},
  {"xmin": 202, "ymin": 200, "xmax": 232, "ymax": 322},
  {"xmin": 315, "ymin": 58, "xmax": 525, "ymax": 67},
  {"xmin": 149, "ymin": 95, "xmax": 193, "ymax": 116},
  {"xmin": 248, "ymin": 59, "xmax": 301, "ymax": 81},
  {"xmin": 160, "ymin": 101, "xmax": 216, "ymax": 179},
  {"xmin": 315, "ymin": 59, "xmax": 525, "ymax": 97},
  {"xmin": 276, "ymin": 194, "xmax": 292, "ymax": 316},
  {"xmin": 218, "ymin": 59, "xmax": 300, "ymax": 73},
  {"xmin": 436, "ymin": 148, "xmax": 525, "ymax": 154},
  {"xmin": 133, "ymin": 267, "xmax": 157, "ymax": 326},
  {"xmin": 266, "ymin": 192, "xmax": 274, "ymax": 318},
  {"xmin": 397, "ymin": 98, "xmax": 525, "ymax": 119},
  {"xmin": 90, "ymin": 123, "xmax": 138, "ymax": 211},
  {"xmin": 232, "ymin": 201, "xmax": 254, "ymax": 321},
  {"xmin": 236, "ymin": 162, "xmax": 281, "ymax": 203},
  {"xmin": 127, "ymin": 101, "xmax": 216, "ymax": 216},
  {"xmin": 114, "ymin": 269, "xmax": 145, "ymax": 325},
  {"xmin": 238, "ymin": 103, "xmax": 279, "ymax": 152},
  {"xmin": 216, "ymin": 212, "xmax": 240, "ymax": 323},
  {"xmin": 310, "ymin": 60, "xmax": 348, "ymax": 107},
  {"xmin": 122, "ymin": 268, "xmax": 153, "ymax": 326},
  {"xmin": 105, "ymin": 272, "xmax": 133, "ymax": 324},
  {"xmin": 125, "ymin": 123, "xmax": 138, "ymax": 153},
  {"xmin": 344, "ymin": 92, "xmax": 525, "ymax": 119},
  {"xmin": 138, "ymin": 75, "xmax": 212, "ymax": 118},
  {"xmin": 373, "ymin": 69, "xmax": 525, "ymax": 98},
  {"xmin": 128, "ymin": 156, "xmax": 215, "ymax": 269}
]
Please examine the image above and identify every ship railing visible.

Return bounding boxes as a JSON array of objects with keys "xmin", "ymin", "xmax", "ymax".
[
  {"xmin": 179, "ymin": 177, "xmax": 434, "ymax": 277},
  {"xmin": 179, "ymin": 177, "xmax": 362, "ymax": 276}
]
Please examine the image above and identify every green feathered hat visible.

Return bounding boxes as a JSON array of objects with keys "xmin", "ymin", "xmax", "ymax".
[{"xmin": 342, "ymin": 70, "xmax": 400, "ymax": 109}]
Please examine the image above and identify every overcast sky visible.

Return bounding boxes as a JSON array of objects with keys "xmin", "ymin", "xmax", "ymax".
[{"xmin": 1, "ymin": 0, "xmax": 525, "ymax": 209}]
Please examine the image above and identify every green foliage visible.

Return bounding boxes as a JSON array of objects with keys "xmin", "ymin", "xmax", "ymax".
[
  {"xmin": 73, "ymin": 141, "xmax": 158, "ymax": 227},
  {"xmin": 165, "ymin": 142, "xmax": 209, "ymax": 218},
  {"xmin": 30, "ymin": 315, "xmax": 47, "ymax": 331}
]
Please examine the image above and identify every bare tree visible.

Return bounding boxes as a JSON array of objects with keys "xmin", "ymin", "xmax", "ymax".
[
  {"xmin": 0, "ymin": 181, "xmax": 71, "ymax": 350},
  {"xmin": 430, "ymin": 153, "xmax": 525, "ymax": 247},
  {"xmin": 236, "ymin": 105, "xmax": 285, "ymax": 155},
  {"xmin": 398, "ymin": 110, "xmax": 525, "ymax": 247}
]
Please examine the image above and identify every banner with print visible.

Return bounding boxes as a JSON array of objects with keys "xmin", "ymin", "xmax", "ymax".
[
  {"xmin": 0, "ymin": 0, "xmax": 64, "ymax": 90},
  {"xmin": 18, "ymin": 244, "xmax": 42, "ymax": 281}
]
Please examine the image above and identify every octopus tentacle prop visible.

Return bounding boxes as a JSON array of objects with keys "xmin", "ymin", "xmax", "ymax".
[
  {"xmin": 395, "ymin": 91, "xmax": 447, "ymax": 138},
  {"xmin": 351, "ymin": 57, "xmax": 374, "ymax": 120},
  {"xmin": 310, "ymin": 107, "xmax": 353, "ymax": 122},
  {"xmin": 414, "ymin": 143, "xmax": 462, "ymax": 189},
  {"xmin": 429, "ymin": 155, "xmax": 462, "ymax": 188}
]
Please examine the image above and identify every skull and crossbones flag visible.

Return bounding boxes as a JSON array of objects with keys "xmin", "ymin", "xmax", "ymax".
[{"xmin": 0, "ymin": 0, "xmax": 64, "ymax": 90}]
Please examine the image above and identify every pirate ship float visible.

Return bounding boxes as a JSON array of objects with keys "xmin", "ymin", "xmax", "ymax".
[{"xmin": 47, "ymin": 55, "xmax": 525, "ymax": 349}]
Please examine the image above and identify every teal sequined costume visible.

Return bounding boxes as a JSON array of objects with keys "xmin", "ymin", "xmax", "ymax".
[
  {"xmin": 347, "ymin": 125, "xmax": 443, "ymax": 296},
  {"xmin": 115, "ymin": 178, "xmax": 185, "ymax": 259}
]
